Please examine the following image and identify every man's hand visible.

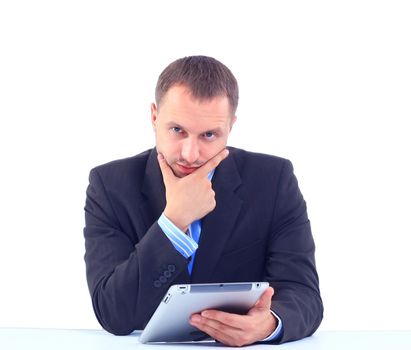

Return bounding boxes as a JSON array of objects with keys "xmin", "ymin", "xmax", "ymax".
[
  {"xmin": 189, "ymin": 287, "xmax": 277, "ymax": 347},
  {"xmin": 157, "ymin": 149, "xmax": 229, "ymax": 232}
]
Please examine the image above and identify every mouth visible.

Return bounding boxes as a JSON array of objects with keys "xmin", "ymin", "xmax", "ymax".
[{"xmin": 176, "ymin": 163, "xmax": 199, "ymax": 175}]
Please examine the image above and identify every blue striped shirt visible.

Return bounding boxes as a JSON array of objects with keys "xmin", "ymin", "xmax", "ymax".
[{"xmin": 158, "ymin": 213, "xmax": 198, "ymax": 259}]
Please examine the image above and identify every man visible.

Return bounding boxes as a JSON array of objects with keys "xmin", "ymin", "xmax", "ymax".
[{"xmin": 84, "ymin": 56, "xmax": 323, "ymax": 346}]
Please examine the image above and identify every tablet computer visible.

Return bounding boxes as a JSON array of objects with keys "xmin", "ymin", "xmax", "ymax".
[{"xmin": 139, "ymin": 281, "xmax": 269, "ymax": 343}]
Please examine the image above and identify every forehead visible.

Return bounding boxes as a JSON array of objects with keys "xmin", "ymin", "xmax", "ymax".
[{"xmin": 159, "ymin": 85, "xmax": 232, "ymax": 127}]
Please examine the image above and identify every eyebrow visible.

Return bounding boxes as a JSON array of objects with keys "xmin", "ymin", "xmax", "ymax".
[{"xmin": 165, "ymin": 121, "xmax": 224, "ymax": 135}]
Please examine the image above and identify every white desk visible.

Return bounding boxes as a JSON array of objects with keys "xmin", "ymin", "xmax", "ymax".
[{"xmin": 1, "ymin": 328, "xmax": 411, "ymax": 349}]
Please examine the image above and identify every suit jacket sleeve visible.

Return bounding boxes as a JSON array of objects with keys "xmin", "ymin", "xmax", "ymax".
[
  {"xmin": 267, "ymin": 159, "xmax": 323, "ymax": 343},
  {"xmin": 83, "ymin": 167, "xmax": 188, "ymax": 335}
]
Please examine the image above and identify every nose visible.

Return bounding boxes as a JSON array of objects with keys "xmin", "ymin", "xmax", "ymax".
[{"xmin": 180, "ymin": 137, "xmax": 200, "ymax": 165}]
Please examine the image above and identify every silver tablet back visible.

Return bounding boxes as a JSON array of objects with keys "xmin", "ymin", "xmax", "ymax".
[{"xmin": 140, "ymin": 282, "xmax": 269, "ymax": 343}]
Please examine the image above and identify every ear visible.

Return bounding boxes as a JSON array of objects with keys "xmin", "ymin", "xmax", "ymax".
[
  {"xmin": 229, "ymin": 115, "xmax": 237, "ymax": 131},
  {"xmin": 151, "ymin": 103, "xmax": 158, "ymax": 130}
]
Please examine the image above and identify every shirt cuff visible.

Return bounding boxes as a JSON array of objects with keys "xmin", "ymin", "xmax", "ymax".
[
  {"xmin": 158, "ymin": 213, "xmax": 198, "ymax": 259},
  {"xmin": 260, "ymin": 310, "xmax": 283, "ymax": 342}
]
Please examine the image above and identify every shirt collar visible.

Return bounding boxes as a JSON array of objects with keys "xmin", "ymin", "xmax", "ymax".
[{"xmin": 208, "ymin": 169, "xmax": 215, "ymax": 181}]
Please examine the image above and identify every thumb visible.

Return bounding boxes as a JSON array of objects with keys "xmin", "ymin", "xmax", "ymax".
[
  {"xmin": 254, "ymin": 287, "xmax": 274, "ymax": 310},
  {"xmin": 157, "ymin": 153, "xmax": 176, "ymax": 185}
]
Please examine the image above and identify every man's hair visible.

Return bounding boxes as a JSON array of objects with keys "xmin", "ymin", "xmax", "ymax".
[{"xmin": 155, "ymin": 55, "xmax": 239, "ymax": 114}]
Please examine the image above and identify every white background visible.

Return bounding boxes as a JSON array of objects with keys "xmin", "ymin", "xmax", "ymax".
[{"xmin": 0, "ymin": 0, "xmax": 410, "ymax": 332}]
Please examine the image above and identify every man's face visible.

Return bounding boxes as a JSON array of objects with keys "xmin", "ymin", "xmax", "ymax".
[{"xmin": 151, "ymin": 85, "xmax": 236, "ymax": 178}]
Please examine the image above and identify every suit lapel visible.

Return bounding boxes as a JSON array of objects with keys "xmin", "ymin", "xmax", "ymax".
[
  {"xmin": 191, "ymin": 154, "xmax": 243, "ymax": 282},
  {"xmin": 139, "ymin": 148, "xmax": 191, "ymax": 283},
  {"xmin": 139, "ymin": 148, "xmax": 166, "ymax": 236}
]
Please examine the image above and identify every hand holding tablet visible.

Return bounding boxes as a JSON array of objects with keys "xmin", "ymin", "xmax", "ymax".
[
  {"xmin": 190, "ymin": 285, "xmax": 277, "ymax": 346},
  {"xmin": 139, "ymin": 282, "xmax": 271, "ymax": 344}
]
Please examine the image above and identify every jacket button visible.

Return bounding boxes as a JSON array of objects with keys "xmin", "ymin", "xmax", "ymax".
[
  {"xmin": 167, "ymin": 264, "xmax": 176, "ymax": 272},
  {"xmin": 154, "ymin": 280, "xmax": 161, "ymax": 288},
  {"xmin": 159, "ymin": 276, "xmax": 167, "ymax": 283},
  {"xmin": 164, "ymin": 270, "xmax": 171, "ymax": 278}
]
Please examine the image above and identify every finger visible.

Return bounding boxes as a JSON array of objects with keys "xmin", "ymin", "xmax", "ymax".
[
  {"xmin": 254, "ymin": 287, "xmax": 274, "ymax": 310},
  {"xmin": 191, "ymin": 313, "xmax": 242, "ymax": 332},
  {"xmin": 194, "ymin": 148, "xmax": 229, "ymax": 177},
  {"xmin": 200, "ymin": 309, "xmax": 249, "ymax": 329},
  {"xmin": 190, "ymin": 314, "xmax": 244, "ymax": 346},
  {"xmin": 190, "ymin": 321, "xmax": 235, "ymax": 346},
  {"xmin": 157, "ymin": 153, "xmax": 176, "ymax": 185}
]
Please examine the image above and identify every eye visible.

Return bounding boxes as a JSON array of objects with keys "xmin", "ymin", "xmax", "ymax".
[
  {"xmin": 171, "ymin": 127, "xmax": 182, "ymax": 133},
  {"xmin": 203, "ymin": 131, "xmax": 216, "ymax": 140}
]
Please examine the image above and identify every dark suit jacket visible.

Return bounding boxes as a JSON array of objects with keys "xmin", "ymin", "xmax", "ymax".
[{"xmin": 83, "ymin": 147, "xmax": 323, "ymax": 343}]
